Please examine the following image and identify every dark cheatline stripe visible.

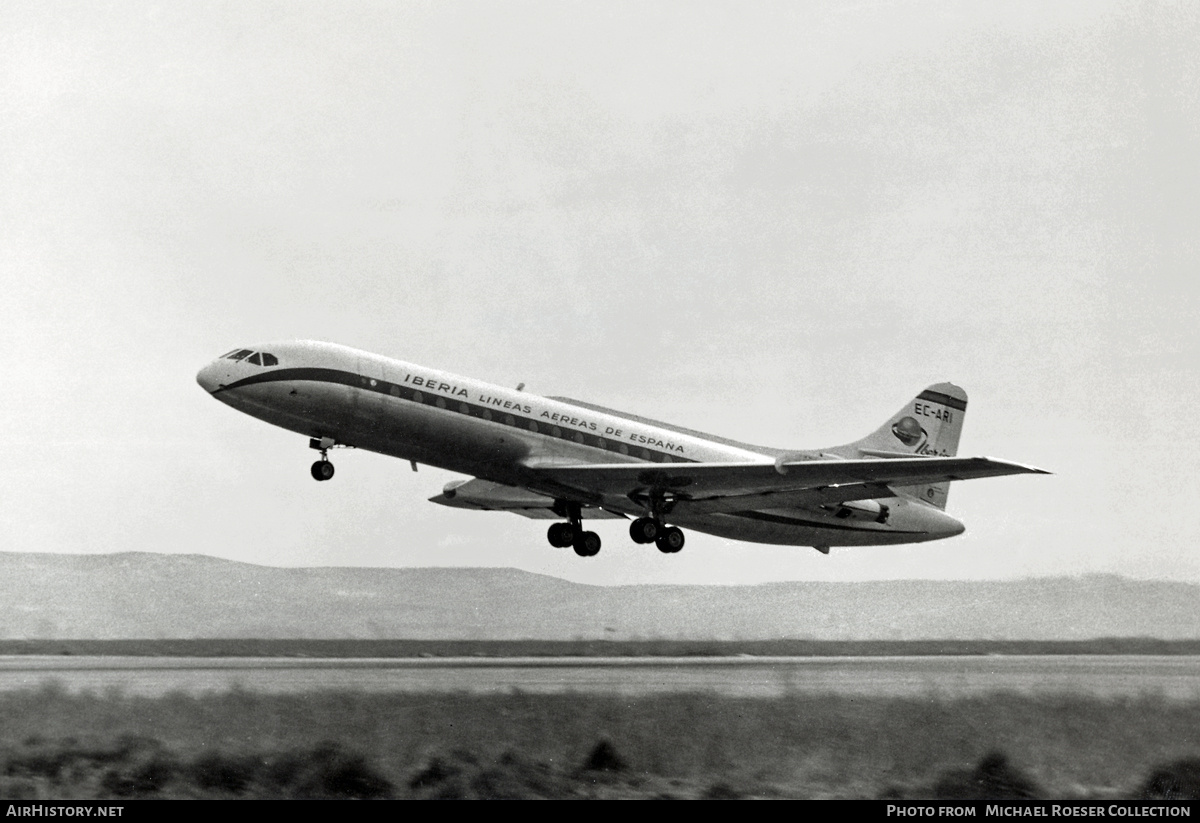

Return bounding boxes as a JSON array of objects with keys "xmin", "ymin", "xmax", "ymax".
[
  {"xmin": 214, "ymin": 367, "xmax": 699, "ymax": 465},
  {"xmin": 214, "ymin": 367, "xmax": 356, "ymax": 393},
  {"xmin": 916, "ymin": 390, "xmax": 967, "ymax": 412},
  {"xmin": 732, "ymin": 510, "xmax": 926, "ymax": 535}
]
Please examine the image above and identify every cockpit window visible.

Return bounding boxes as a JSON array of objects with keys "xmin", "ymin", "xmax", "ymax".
[{"xmin": 219, "ymin": 348, "xmax": 276, "ymax": 365}]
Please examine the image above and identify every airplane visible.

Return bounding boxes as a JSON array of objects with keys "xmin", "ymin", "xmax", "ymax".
[{"xmin": 196, "ymin": 341, "xmax": 1047, "ymax": 558}]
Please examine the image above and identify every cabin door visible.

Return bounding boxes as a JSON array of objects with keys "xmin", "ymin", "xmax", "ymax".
[{"xmin": 353, "ymin": 357, "xmax": 387, "ymax": 441}]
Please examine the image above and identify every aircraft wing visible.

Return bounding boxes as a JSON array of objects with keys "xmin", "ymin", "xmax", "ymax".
[
  {"xmin": 527, "ymin": 456, "xmax": 1049, "ymax": 511},
  {"xmin": 428, "ymin": 478, "xmax": 626, "ymax": 520}
]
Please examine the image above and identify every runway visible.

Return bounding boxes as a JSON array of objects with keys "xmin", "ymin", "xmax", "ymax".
[{"xmin": 1, "ymin": 655, "xmax": 1198, "ymax": 698}]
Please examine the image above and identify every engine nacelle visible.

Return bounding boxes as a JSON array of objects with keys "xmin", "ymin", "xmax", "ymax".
[
  {"xmin": 433, "ymin": 478, "xmax": 557, "ymax": 511},
  {"xmin": 774, "ymin": 450, "xmax": 841, "ymax": 475},
  {"xmin": 441, "ymin": 479, "xmax": 470, "ymax": 500},
  {"xmin": 826, "ymin": 499, "xmax": 890, "ymax": 524}
]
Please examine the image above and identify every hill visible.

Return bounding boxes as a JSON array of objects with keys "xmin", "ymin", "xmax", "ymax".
[{"xmin": 1, "ymin": 552, "xmax": 1197, "ymax": 640}]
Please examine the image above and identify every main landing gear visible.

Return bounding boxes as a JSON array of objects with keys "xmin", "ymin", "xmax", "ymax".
[
  {"xmin": 309, "ymin": 437, "xmax": 336, "ymax": 481},
  {"xmin": 629, "ymin": 517, "xmax": 685, "ymax": 553},
  {"xmin": 546, "ymin": 503, "xmax": 601, "ymax": 557},
  {"xmin": 629, "ymin": 493, "xmax": 684, "ymax": 553},
  {"xmin": 546, "ymin": 500, "xmax": 687, "ymax": 559}
]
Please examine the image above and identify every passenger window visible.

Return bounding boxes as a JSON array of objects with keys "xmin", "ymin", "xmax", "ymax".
[
  {"xmin": 573, "ymin": 432, "xmax": 584, "ymax": 444},
  {"xmin": 261, "ymin": 353, "xmax": 278, "ymax": 366},
  {"xmin": 436, "ymin": 398, "xmax": 447, "ymax": 409},
  {"xmin": 413, "ymin": 391, "xmax": 423, "ymax": 403},
  {"xmin": 527, "ymin": 421, "xmax": 538, "ymax": 433},
  {"xmin": 247, "ymin": 353, "xmax": 263, "ymax": 365},
  {"xmin": 504, "ymin": 415, "xmax": 515, "ymax": 426}
]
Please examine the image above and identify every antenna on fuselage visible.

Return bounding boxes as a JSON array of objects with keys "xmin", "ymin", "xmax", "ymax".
[{"xmin": 516, "ymin": 383, "xmax": 525, "ymax": 391}]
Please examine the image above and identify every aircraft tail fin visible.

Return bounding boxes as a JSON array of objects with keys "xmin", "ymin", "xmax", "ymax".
[{"xmin": 839, "ymin": 383, "xmax": 968, "ymax": 510}]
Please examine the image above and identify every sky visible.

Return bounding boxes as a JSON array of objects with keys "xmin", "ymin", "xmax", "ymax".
[{"xmin": 2, "ymin": 0, "xmax": 1197, "ymax": 585}]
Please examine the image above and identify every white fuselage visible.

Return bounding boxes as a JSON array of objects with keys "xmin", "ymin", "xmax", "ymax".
[{"xmin": 196, "ymin": 340, "xmax": 965, "ymax": 547}]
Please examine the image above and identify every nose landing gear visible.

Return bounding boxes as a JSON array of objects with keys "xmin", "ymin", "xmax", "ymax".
[{"xmin": 309, "ymin": 437, "xmax": 338, "ymax": 481}]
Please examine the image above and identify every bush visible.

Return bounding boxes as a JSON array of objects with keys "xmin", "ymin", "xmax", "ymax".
[
  {"xmin": 1140, "ymin": 759, "xmax": 1200, "ymax": 800},
  {"xmin": 265, "ymin": 742, "xmax": 391, "ymax": 799},
  {"xmin": 190, "ymin": 751, "xmax": 263, "ymax": 795},
  {"xmin": 931, "ymin": 752, "xmax": 1042, "ymax": 799}
]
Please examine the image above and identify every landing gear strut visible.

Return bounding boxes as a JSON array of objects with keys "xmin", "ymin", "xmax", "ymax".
[
  {"xmin": 546, "ymin": 502, "xmax": 601, "ymax": 557},
  {"xmin": 309, "ymin": 437, "xmax": 336, "ymax": 481}
]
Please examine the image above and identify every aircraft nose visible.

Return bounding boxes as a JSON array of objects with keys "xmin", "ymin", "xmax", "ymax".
[{"xmin": 196, "ymin": 361, "xmax": 224, "ymax": 394}]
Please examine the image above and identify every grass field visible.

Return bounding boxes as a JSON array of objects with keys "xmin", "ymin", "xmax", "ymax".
[{"xmin": 1, "ymin": 685, "xmax": 1199, "ymax": 798}]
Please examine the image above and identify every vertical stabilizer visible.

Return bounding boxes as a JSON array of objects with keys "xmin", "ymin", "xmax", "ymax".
[{"xmin": 838, "ymin": 383, "xmax": 968, "ymax": 510}]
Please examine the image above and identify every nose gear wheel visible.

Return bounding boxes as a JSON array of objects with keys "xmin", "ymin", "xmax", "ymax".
[{"xmin": 308, "ymin": 437, "xmax": 343, "ymax": 481}]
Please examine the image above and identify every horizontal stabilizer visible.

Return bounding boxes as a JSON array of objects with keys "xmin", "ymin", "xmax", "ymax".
[{"xmin": 529, "ymin": 456, "xmax": 1049, "ymax": 510}]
